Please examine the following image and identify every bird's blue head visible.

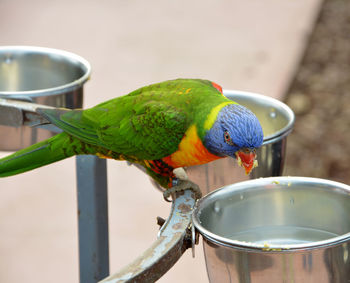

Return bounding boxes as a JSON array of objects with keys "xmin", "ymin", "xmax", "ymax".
[{"xmin": 204, "ymin": 103, "xmax": 264, "ymax": 174}]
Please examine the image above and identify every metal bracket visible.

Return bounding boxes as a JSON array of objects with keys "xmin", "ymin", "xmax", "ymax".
[{"xmin": 0, "ymin": 97, "xmax": 61, "ymax": 132}]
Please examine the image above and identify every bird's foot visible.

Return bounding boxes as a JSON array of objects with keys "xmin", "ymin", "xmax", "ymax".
[{"xmin": 163, "ymin": 179, "xmax": 202, "ymax": 202}]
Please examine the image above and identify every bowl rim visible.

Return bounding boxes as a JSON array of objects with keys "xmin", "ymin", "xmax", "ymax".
[
  {"xmin": 0, "ymin": 45, "xmax": 91, "ymax": 97},
  {"xmin": 192, "ymin": 176, "xmax": 350, "ymax": 252}
]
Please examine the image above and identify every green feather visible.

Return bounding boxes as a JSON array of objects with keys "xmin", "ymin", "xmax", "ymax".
[{"xmin": 0, "ymin": 133, "xmax": 90, "ymax": 177}]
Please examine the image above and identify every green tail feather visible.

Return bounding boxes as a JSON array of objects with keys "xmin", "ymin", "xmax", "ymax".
[{"xmin": 0, "ymin": 132, "xmax": 89, "ymax": 177}]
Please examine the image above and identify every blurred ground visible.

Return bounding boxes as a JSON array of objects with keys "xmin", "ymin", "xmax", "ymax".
[{"xmin": 285, "ymin": 0, "xmax": 350, "ymax": 184}]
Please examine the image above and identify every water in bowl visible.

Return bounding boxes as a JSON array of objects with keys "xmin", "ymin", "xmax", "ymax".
[{"xmin": 230, "ymin": 225, "xmax": 339, "ymax": 246}]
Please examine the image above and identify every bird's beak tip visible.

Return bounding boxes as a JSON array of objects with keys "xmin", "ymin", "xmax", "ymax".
[{"xmin": 235, "ymin": 150, "xmax": 258, "ymax": 175}]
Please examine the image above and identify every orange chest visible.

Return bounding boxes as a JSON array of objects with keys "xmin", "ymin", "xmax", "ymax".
[{"xmin": 162, "ymin": 125, "xmax": 222, "ymax": 168}]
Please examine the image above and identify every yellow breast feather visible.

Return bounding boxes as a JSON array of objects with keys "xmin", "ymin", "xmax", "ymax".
[{"xmin": 162, "ymin": 124, "xmax": 222, "ymax": 168}]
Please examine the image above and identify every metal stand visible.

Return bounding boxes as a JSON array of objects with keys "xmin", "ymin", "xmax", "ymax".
[{"xmin": 76, "ymin": 155, "xmax": 109, "ymax": 283}]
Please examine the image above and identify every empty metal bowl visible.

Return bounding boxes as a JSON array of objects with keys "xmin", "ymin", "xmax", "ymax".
[{"xmin": 0, "ymin": 46, "xmax": 90, "ymax": 150}]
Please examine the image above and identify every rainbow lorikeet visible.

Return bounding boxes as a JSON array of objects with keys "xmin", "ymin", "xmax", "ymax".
[{"xmin": 0, "ymin": 79, "xmax": 263, "ymax": 200}]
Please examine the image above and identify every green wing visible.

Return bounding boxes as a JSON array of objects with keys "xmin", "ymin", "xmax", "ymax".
[
  {"xmin": 38, "ymin": 99, "xmax": 189, "ymax": 161},
  {"xmin": 37, "ymin": 78, "xmax": 226, "ymax": 161}
]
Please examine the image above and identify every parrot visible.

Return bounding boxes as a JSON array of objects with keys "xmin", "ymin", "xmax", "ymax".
[{"xmin": 0, "ymin": 79, "xmax": 263, "ymax": 200}]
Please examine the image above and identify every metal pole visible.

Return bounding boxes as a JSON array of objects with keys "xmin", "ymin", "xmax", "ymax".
[{"xmin": 76, "ymin": 155, "xmax": 109, "ymax": 283}]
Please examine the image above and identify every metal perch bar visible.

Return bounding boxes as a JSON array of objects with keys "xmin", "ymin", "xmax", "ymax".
[{"xmin": 100, "ymin": 190, "xmax": 197, "ymax": 283}]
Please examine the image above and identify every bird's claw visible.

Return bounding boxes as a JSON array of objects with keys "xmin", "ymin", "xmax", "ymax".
[{"xmin": 163, "ymin": 179, "xmax": 202, "ymax": 202}]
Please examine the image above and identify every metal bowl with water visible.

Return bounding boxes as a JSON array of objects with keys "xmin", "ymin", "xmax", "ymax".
[
  {"xmin": 0, "ymin": 46, "xmax": 90, "ymax": 150},
  {"xmin": 193, "ymin": 177, "xmax": 350, "ymax": 282}
]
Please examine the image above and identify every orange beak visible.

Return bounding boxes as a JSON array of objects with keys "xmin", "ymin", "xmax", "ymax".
[{"xmin": 235, "ymin": 149, "xmax": 258, "ymax": 175}]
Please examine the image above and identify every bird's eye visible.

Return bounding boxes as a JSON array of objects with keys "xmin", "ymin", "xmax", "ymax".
[{"xmin": 224, "ymin": 130, "xmax": 236, "ymax": 146}]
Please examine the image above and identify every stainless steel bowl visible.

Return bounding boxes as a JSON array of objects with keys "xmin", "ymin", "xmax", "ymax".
[
  {"xmin": 186, "ymin": 90, "xmax": 295, "ymax": 195},
  {"xmin": 0, "ymin": 46, "xmax": 90, "ymax": 150},
  {"xmin": 193, "ymin": 177, "xmax": 350, "ymax": 283}
]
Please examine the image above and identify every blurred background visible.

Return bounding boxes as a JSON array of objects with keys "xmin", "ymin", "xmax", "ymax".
[
  {"xmin": 284, "ymin": 0, "xmax": 350, "ymax": 184},
  {"xmin": 2, "ymin": 0, "xmax": 346, "ymax": 282}
]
